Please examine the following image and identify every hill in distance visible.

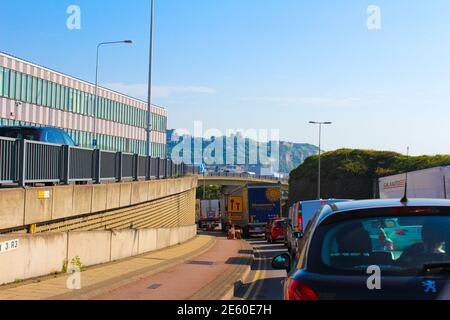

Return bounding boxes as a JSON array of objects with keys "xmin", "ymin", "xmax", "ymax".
[
  {"xmin": 167, "ymin": 129, "xmax": 319, "ymax": 174},
  {"xmin": 289, "ymin": 148, "xmax": 450, "ymax": 203}
]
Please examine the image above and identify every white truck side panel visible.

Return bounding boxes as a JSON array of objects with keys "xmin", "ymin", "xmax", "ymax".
[
  {"xmin": 200, "ymin": 200, "xmax": 220, "ymax": 220},
  {"xmin": 379, "ymin": 167, "xmax": 447, "ymax": 199}
]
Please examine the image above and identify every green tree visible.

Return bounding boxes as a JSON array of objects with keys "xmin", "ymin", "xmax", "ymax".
[{"xmin": 196, "ymin": 185, "xmax": 223, "ymax": 200}]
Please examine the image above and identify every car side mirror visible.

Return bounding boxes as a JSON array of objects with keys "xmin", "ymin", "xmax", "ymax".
[
  {"xmin": 293, "ymin": 232, "xmax": 303, "ymax": 239},
  {"xmin": 272, "ymin": 254, "xmax": 291, "ymax": 272}
]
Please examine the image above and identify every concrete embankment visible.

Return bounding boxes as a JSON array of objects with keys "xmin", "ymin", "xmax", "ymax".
[
  {"xmin": 0, "ymin": 176, "xmax": 197, "ymax": 232},
  {"xmin": 0, "ymin": 225, "xmax": 197, "ymax": 285}
]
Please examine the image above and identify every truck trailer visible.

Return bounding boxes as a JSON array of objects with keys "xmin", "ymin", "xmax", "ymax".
[
  {"xmin": 379, "ymin": 166, "xmax": 450, "ymax": 199},
  {"xmin": 225, "ymin": 184, "xmax": 282, "ymax": 237},
  {"xmin": 199, "ymin": 199, "xmax": 222, "ymax": 230}
]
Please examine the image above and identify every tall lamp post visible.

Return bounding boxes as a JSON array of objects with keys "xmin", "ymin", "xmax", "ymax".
[
  {"xmin": 93, "ymin": 40, "xmax": 133, "ymax": 148},
  {"xmin": 146, "ymin": 0, "xmax": 155, "ymax": 158},
  {"xmin": 309, "ymin": 121, "xmax": 332, "ymax": 200}
]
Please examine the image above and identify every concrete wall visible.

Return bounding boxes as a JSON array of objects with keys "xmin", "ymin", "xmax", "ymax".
[
  {"xmin": 0, "ymin": 225, "xmax": 197, "ymax": 285},
  {"xmin": 156, "ymin": 228, "xmax": 171, "ymax": 250},
  {"xmin": 67, "ymin": 231, "xmax": 112, "ymax": 267},
  {"xmin": 0, "ymin": 177, "xmax": 197, "ymax": 231},
  {"xmin": 0, "ymin": 189, "xmax": 25, "ymax": 229},
  {"xmin": 0, "ymin": 233, "xmax": 67, "ymax": 285},
  {"xmin": 110, "ymin": 229, "xmax": 139, "ymax": 261},
  {"xmin": 137, "ymin": 229, "xmax": 157, "ymax": 254}
]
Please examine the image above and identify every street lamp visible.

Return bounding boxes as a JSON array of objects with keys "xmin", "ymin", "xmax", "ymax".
[
  {"xmin": 309, "ymin": 121, "xmax": 332, "ymax": 200},
  {"xmin": 93, "ymin": 40, "xmax": 133, "ymax": 148},
  {"xmin": 146, "ymin": 0, "xmax": 155, "ymax": 158}
]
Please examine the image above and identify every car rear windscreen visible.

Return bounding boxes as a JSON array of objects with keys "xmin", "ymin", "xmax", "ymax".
[
  {"xmin": 308, "ymin": 208, "xmax": 450, "ymax": 276},
  {"xmin": 0, "ymin": 128, "xmax": 41, "ymax": 141}
]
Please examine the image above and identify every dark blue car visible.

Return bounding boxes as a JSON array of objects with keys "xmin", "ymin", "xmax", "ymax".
[
  {"xmin": 273, "ymin": 199, "xmax": 450, "ymax": 300},
  {"xmin": 0, "ymin": 126, "xmax": 76, "ymax": 146}
]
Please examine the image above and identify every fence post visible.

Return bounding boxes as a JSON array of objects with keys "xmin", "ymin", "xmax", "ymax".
[
  {"xmin": 133, "ymin": 154, "xmax": 139, "ymax": 181},
  {"xmin": 117, "ymin": 152, "xmax": 123, "ymax": 182},
  {"xmin": 94, "ymin": 149, "xmax": 101, "ymax": 184},
  {"xmin": 167, "ymin": 160, "xmax": 171, "ymax": 178},
  {"xmin": 156, "ymin": 157, "xmax": 161, "ymax": 180},
  {"xmin": 164, "ymin": 160, "xmax": 168, "ymax": 179},
  {"xmin": 18, "ymin": 139, "xmax": 26, "ymax": 187},
  {"xmin": 62, "ymin": 145, "xmax": 70, "ymax": 185},
  {"xmin": 146, "ymin": 156, "xmax": 152, "ymax": 180}
]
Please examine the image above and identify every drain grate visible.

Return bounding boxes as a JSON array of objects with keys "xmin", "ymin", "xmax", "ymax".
[
  {"xmin": 148, "ymin": 283, "xmax": 162, "ymax": 290},
  {"xmin": 187, "ymin": 260, "xmax": 216, "ymax": 266}
]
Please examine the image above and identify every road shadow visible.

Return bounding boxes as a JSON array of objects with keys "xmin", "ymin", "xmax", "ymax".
[
  {"xmin": 197, "ymin": 230, "xmax": 226, "ymax": 238},
  {"xmin": 254, "ymin": 245, "xmax": 287, "ymax": 252},
  {"xmin": 233, "ymin": 277, "xmax": 286, "ymax": 300},
  {"xmin": 247, "ymin": 240, "xmax": 267, "ymax": 246},
  {"xmin": 225, "ymin": 256, "xmax": 253, "ymax": 266}
]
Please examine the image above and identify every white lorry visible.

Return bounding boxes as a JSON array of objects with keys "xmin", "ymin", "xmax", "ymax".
[
  {"xmin": 379, "ymin": 166, "xmax": 450, "ymax": 199},
  {"xmin": 199, "ymin": 199, "xmax": 222, "ymax": 230}
]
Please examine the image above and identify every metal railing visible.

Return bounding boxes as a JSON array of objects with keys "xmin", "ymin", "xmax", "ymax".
[
  {"xmin": 0, "ymin": 136, "xmax": 286, "ymax": 186},
  {"xmin": 203, "ymin": 172, "xmax": 288, "ymax": 183},
  {"xmin": 0, "ymin": 137, "xmax": 199, "ymax": 187}
]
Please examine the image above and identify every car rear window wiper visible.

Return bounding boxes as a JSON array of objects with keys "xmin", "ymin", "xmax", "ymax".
[{"xmin": 421, "ymin": 263, "xmax": 450, "ymax": 276}]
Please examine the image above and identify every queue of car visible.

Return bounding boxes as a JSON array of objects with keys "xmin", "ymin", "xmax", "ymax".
[{"xmin": 273, "ymin": 198, "xmax": 450, "ymax": 300}]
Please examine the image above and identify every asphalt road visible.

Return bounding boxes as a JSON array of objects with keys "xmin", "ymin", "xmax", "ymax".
[
  {"xmin": 235, "ymin": 237, "xmax": 288, "ymax": 300},
  {"xmin": 93, "ymin": 233, "xmax": 242, "ymax": 300}
]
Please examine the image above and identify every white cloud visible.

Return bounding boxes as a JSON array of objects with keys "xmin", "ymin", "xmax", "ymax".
[
  {"xmin": 103, "ymin": 83, "xmax": 217, "ymax": 99},
  {"xmin": 239, "ymin": 96, "xmax": 361, "ymax": 108}
]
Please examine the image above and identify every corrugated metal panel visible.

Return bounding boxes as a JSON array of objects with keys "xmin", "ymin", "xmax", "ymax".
[{"xmin": 35, "ymin": 188, "xmax": 196, "ymax": 233}]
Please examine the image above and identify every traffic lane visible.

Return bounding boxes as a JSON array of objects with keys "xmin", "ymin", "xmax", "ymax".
[
  {"xmin": 93, "ymin": 234, "xmax": 241, "ymax": 300},
  {"xmin": 236, "ymin": 238, "xmax": 288, "ymax": 300}
]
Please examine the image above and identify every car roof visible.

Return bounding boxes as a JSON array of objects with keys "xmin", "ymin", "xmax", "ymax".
[
  {"xmin": 0, "ymin": 125, "xmax": 60, "ymax": 131},
  {"xmin": 318, "ymin": 198, "xmax": 450, "ymax": 224},
  {"xmin": 0, "ymin": 126, "xmax": 41, "ymax": 130},
  {"xmin": 0, "ymin": 126, "xmax": 68, "ymax": 133}
]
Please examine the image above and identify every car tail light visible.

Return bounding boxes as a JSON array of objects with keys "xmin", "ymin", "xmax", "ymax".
[
  {"xmin": 297, "ymin": 215, "xmax": 303, "ymax": 232},
  {"xmin": 286, "ymin": 279, "xmax": 319, "ymax": 300},
  {"xmin": 395, "ymin": 229, "xmax": 407, "ymax": 235}
]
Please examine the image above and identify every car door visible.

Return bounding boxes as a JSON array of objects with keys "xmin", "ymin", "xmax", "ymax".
[
  {"xmin": 44, "ymin": 129, "xmax": 66, "ymax": 145},
  {"xmin": 61, "ymin": 131, "xmax": 76, "ymax": 146}
]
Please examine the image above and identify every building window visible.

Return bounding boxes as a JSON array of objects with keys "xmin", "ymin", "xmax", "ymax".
[
  {"xmin": 56, "ymin": 84, "xmax": 61, "ymax": 109},
  {"xmin": 51, "ymin": 83, "xmax": 57, "ymax": 108},
  {"xmin": 64, "ymin": 87, "xmax": 69, "ymax": 111},
  {"xmin": 73, "ymin": 90, "xmax": 78, "ymax": 113},
  {"xmin": 9, "ymin": 71, "xmax": 16, "ymax": 100},
  {"xmin": 21, "ymin": 74, "xmax": 27, "ymax": 102},
  {"xmin": 0, "ymin": 67, "xmax": 4, "ymax": 96},
  {"xmin": 3, "ymin": 69, "xmax": 10, "ymax": 98},
  {"xmin": 68, "ymin": 88, "xmax": 73, "ymax": 112},
  {"xmin": 37, "ymin": 79, "xmax": 43, "ymax": 106},
  {"xmin": 15, "ymin": 72, "xmax": 22, "ymax": 101},
  {"xmin": 80, "ymin": 92, "xmax": 85, "ymax": 114},
  {"xmin": 46, "ymin": 80, "xmax": 52, "ymax": 107},
  {"xmin": 59, "ymin": 85, "xmax": 65, "ymax": 110},
  {"xmin": 32, "ymin": 77, "xmax": 38, "ymax": 104},
  {"xmin": 87, "ymin": 94, "xmax": 92, "ymax": 115},
  {"xmin": 106, "ymin": 100, "xmax": 110, "ymax": 121},
  {"xmin": 42, "ymin": 80, "xmax": 48, "ymax": 106},
  {"xmin": 26, "ymin": 75, "xmax": 32, "ymax": 103},
  {"xmin": 76, "ymin": 91, "xmax": 81, "ymax": 113}
]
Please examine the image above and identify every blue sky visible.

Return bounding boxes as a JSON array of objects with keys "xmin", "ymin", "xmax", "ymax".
[{"xmin": 1, "ymin": 0, "xmax": 450, "ymax": 155}]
